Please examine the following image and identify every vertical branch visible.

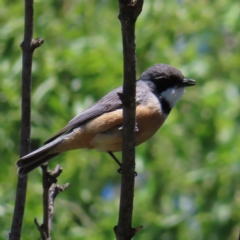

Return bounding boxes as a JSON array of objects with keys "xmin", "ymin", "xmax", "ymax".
[
  {"xmin": 9, "ymin": 0, "xmax": 43, "ymax": 239},
  {"xmin": 115, "ymin": 1, "xmax": 143, "ymax": 240}
]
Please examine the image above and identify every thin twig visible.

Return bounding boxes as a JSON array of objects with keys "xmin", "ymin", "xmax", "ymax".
[
  {"xmin": 9, "ymin": 0, "xmax": 44, "ymax": 239},
  {"xmin": 34, "ymin": 163, "xmax": 69, "ymax": 240},
  {"xmin": 34, "ymin": 218, "xmax": 48, "ymax": 240},
  {"xmin": 48, "ymin": 183, "xmax": 70, "ymax": 230}
]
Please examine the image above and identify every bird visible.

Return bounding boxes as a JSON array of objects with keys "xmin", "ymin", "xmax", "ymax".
[{"xmin": 16, "ymin": 64, "xmax": 196, "ymax": 176}]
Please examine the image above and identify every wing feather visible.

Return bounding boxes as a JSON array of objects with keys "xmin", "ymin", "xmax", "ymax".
[{"xmin": 44, "ymin": 87, "xmax": 123, "ymax": 144}]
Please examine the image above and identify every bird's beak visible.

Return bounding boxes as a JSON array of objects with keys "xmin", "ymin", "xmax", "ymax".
[{"xmin": 183, "ymin": 78, "xmax": 196, "ymax": 87}]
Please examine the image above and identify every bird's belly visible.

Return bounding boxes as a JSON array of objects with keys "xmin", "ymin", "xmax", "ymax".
[
  {"xmin": 90, "ymin": 105, "xmax": 166, "ymax": 152},
  {"xmin": 91, "ymin": 127, "xmax": 123, "ymax": 152},
  {"xmin": 58, "ymin": 101, "xmax": 166, "ymax": 153},
  {"xmin": 135, "ymin": 105, "xmax": 166, "ymax": 146}
]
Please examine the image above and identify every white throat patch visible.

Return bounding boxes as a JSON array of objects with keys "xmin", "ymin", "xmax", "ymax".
[{"xmin": 161, "ymin": 87, "xmax": 185, "ymax": 108}]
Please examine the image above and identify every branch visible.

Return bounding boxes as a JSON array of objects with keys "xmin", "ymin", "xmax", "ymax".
[
  {"xmin": 9, "ymin": 0, "xmax": 44, "ymax": 239},
  {"xmin": 34, "ymin": 163, "xmax": 69, "ymax": 240},
  {"xmin": 115, "ymin": 0, "xmax": 144, "ymax": 240}
]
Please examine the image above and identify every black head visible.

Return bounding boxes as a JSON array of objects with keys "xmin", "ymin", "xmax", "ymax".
[
  {"xmin": 139, "ymin": 64, "xmax": 196, "ymax": 92},
  {"xmin": 139, "ymin": 64, "xmax": 196, "ymax": 114}
]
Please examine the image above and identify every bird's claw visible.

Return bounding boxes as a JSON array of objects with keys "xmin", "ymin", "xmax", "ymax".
[
  {"xmin": 117, "ymin": 167, "xmax": 137, "ymax": 177},
  {"xmin": 134, "ymin": 124, "xmax": 139, "ymax": 132},
  {"xmin": 118, "ymin": 122, "xmax": 139, "ymax": 132}
]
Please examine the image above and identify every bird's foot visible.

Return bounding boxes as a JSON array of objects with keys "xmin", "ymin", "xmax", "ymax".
[
  {"xmin": 117, "ymin": 167, "xmax": 137, "ymax": 176},
  {"xmin": 118, "ymin": 122, "xmax": 139, "ymax": 132},
  {"xmin": 108, "ymin": 152, "xmax": 137, "ymax": 176}
]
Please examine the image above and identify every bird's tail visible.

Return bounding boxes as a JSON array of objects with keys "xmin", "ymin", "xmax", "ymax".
[{"xmin": 16, "ymin": 138, "xmax": 63, "ymax": 176}]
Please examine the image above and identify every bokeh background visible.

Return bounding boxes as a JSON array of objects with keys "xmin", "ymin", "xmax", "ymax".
[{"xmin": 1, "ymin": 0, "xmax": 240, "ymax": 239}]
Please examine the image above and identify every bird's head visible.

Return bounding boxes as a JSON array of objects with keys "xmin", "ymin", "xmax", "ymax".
[{"xmin": 139, "ymin": 64, "xmax": 196, "ymax": 108}]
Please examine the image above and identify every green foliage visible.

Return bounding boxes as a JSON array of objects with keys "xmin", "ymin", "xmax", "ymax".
[{"xmin": 1, "ymin": 0, "xmax": 240, "ymax": 239}]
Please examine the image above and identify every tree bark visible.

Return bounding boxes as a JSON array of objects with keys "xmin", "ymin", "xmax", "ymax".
[
  {"xmin": 9, "ymin": 0, "xmax": 43, "ymax": 239},
  {"xmin": 114, "ymin": 1, "xmax": 143, "ymax": 240}
]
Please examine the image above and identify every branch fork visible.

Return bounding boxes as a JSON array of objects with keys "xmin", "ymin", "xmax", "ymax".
[
  {"xmin": 20, "ymin": 37, "xmax": 44, "ymax": 52},
  {"xmin": 34, "ymin": 164, "xmax": 69, "ymax": 240}
]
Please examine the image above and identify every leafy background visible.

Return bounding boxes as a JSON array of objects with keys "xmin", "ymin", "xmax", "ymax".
[{"xmin": 1, "ymin": 0, "xmax": 240, "ymax": 239}]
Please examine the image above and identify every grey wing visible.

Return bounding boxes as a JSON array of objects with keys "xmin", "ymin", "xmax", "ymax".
[{"xmin": 44, "ymin": 86, "xmax": 123, "ymax": 144}]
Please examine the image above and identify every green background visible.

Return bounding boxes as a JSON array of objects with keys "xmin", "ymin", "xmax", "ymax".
[{"xmin": 1, "ymin": 0, "xmax": 240, "ymax": 239}]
